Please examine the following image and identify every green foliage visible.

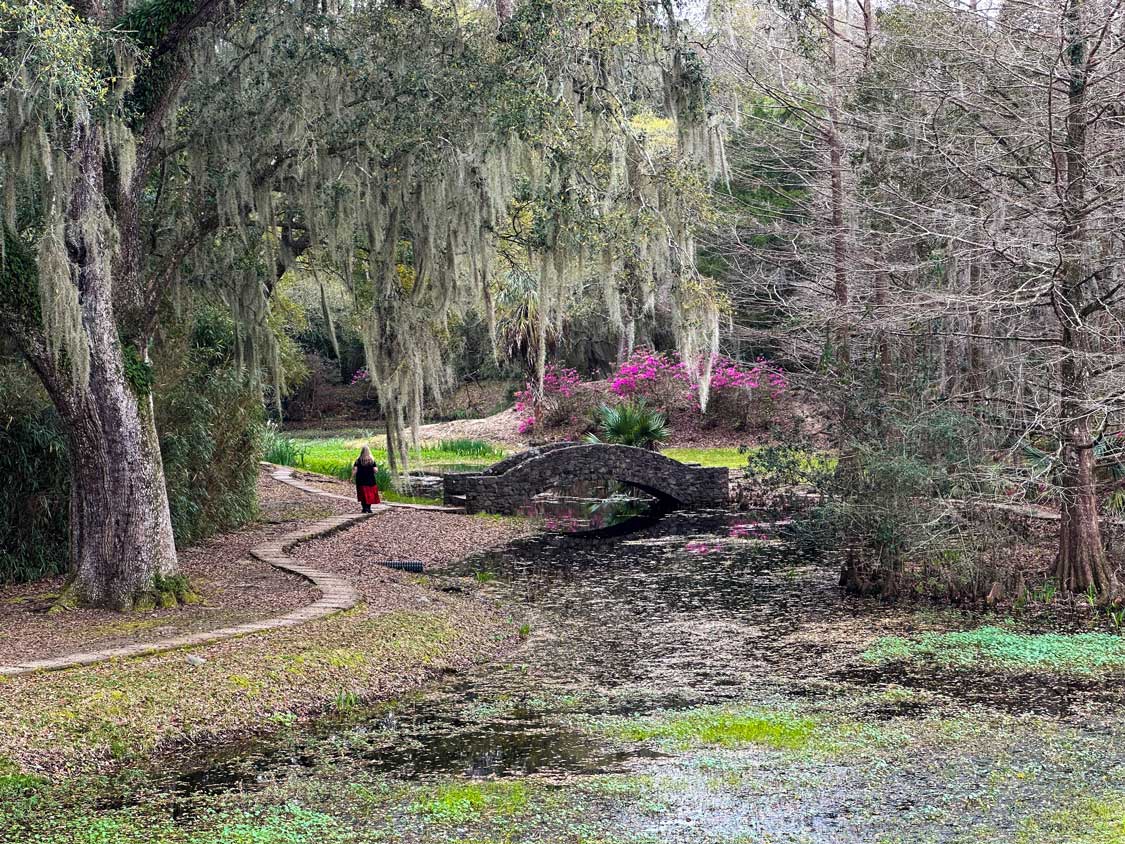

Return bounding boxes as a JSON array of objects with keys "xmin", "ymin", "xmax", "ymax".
[
  {"xmin": 0, "ymin": 226, "xmax": 41, "ymax": 328},
  {"xmin": 115, "ymin": 0, "xmax": 196, "ymax": 51},
  {"xmin": 806, "ymin": 402, "xmax": 997, "ymax": 596},
  {"xmin": 864, "ymin": 627, "xmax": 1125, "ymax": 674},
  {"xmin": 154, "ymin": 304, "xmax": 263, "ymax": 547},
  {"xmin": 0, "ymin": 0, "xmax": 107, "ymax": 109},
  {"xmin": 602, "ymin": 707, "xmax": 816, "ymax": 751},
  {"xmin": 262, "ymin": 422, "xmax": 307, "ymax": 465},
  {"xmin": 745, "ymin": 444, "xmax": 837, "ymax": 485},
  {"xmin": 431, "ymin": 438, "xmax": 504, "ymax": 458},
  {"xmin": 120, "ymin": 343, "xmax": 154, "ymax": 396},
  {"xmin": 585, "ymin": 399, "xmax": 669, "ymax": 450},
  {"xmin": 0, "ymin": 366, "xmax": 68, "ymax": 582}
]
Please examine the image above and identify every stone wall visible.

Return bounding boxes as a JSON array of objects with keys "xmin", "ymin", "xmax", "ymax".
[{"xmin": 444, "ymin": 443, "xmax": 729, "ymax": 514}]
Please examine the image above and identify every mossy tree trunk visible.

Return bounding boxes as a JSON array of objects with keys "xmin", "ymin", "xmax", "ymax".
[
  {"xmin": 62, "ymin": 364, "xmax": 178, "ymax": 610},
  {"xmin": 2, "ymin": 0, "xmax": 254, "ymax": 609},
  {"xmin": 32, "ymin": 121, "xmax": 180, "ymax": 609}
]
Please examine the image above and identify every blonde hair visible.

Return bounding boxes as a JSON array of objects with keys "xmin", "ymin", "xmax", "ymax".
[{"xmin": 357, "ymin": 446, "xmax": 375, "ymax": 466}]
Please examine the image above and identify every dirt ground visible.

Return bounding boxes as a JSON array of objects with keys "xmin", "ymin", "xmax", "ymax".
[{"xmin": 0, "ymin": 470, "xmax": 347, "ymax": 665}]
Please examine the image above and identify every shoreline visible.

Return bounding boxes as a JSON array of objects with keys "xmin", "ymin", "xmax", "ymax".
[{"xmin": 0, "ymin": 490, "xmax": 531, "ymax": 778}]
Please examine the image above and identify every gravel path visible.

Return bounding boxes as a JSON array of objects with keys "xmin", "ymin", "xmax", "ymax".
[
  {"xmin": 0, "ymin": 469, "xmax": 343, "ymax": 664},
  {"xmin": 295, "ymin": 508, "xmax": 534, "ymax": 602}
]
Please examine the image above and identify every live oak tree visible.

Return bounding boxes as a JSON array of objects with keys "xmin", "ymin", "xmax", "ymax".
[
  {"xmin": 0, "ymin": 0, "xmax": 263, "ymax": 610},
  {"xmin": 1, "ymin": 0, "xmax": 727, "ymax": 607}
]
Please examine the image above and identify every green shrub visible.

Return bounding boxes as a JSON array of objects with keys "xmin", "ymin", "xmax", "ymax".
[
  {"xmin": 0, "ymin": 366, "xmax": 69, "ymax": 582},
  {"xmin": 155, "ymin": 309, "xmax": 263, "ymax": 547}
]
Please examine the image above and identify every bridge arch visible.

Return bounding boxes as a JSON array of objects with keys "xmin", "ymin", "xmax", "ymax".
[{"xmin": 443, "ymin": 443, "xmax": 729, "ymax": 514}]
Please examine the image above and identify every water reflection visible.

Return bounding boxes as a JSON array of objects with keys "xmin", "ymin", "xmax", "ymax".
[{"xmin": 520, "ymin": 480, "xmax": 665, "ymax": 534}]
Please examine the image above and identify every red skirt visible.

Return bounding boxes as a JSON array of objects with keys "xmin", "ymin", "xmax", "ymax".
[{"xmin": 358, "ymin": 485, "xmax": 381, "ymax": 506}]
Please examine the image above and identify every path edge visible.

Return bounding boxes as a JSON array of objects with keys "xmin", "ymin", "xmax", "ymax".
[{"xmin": 0, "ymin": 480, "xmax": 373, "ymax": 678}]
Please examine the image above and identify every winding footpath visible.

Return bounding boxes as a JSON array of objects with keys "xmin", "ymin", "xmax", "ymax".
[{"xmin": 0, "ymin": 467, "xmax": 373, "ymax": 678}]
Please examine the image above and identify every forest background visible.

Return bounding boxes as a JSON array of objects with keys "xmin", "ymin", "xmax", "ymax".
[{"xmin": 2, "ymin": 0, "xmax": 1123, "ymax": 607}]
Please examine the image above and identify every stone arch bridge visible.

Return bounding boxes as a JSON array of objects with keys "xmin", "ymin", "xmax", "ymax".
[{"xmin": 443, "ymin": 443, "xmax": 729, "ymax": 514}]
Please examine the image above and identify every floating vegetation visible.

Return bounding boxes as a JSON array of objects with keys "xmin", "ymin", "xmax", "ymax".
[{"xmin": 595, "ymin": 707, "xmax": 817, "ymax": 752}]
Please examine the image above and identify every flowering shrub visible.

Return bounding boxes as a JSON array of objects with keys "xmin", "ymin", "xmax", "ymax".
[
  {"xmin": 610, "ymin": 349, "xmax": 692, "ymax": 410},
  {"xmin": 350, "ymin": 367, "xmax": 369, "ymax": 386},
  {"xmin": 514, "ymin": 365, "xmax": 600, "ymax": 434},
  {"xmin": 515, "ymin": 351, "xmax": 789, "ymax": 437},
  {"xmin": 702, "ymin": 356, "xmax": 788, "ymax": 430}
]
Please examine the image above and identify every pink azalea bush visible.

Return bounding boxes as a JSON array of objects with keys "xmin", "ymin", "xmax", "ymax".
[
  {"xmin": 515, "ymin": 350, "xmax": 789, "ymax": 437},
  {"xmin": 514, "ymin": 365, "xmax": 601, "ymax": 435},
  {"xmin": 702, "ymin": 356, "xmax": 788, "ymax": 430},
  {"xmin": 609, "ymin": 350, "xmax": 691, "ymax": 407}
]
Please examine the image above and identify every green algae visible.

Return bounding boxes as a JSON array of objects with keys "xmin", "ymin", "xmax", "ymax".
[
  {"xmin": 409, "ymin": 781, "xmax": 529, "ymax": 823},
  {"xmin": 596, "ymin": 707, "xmax": 817, "ymax": 751}
]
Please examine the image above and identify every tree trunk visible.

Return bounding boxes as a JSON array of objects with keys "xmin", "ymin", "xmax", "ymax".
[
  {"xmin": 63, "ymin": 361, "xmax": 178, "ymax": 610},
  {"xmin": 826, "ymin": 0, "xmax": 849, "ymax": 371},
  {"xmin": 1055, "ymin": 407, "xmax": 1114, "ymax": 597},
  {"xmin": 1051, "ymin": 0, "xmax": 1116, "ymax": 598},
  {"xmin": 55, "ymin": 121, "xmax": 178, "ymax": 609}
]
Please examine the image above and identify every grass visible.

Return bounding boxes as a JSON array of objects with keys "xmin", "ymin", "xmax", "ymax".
[
  {"xmin": 660, "ymin": 447, "xmax": 751, "ymax": 468},
  {"xmin": 1017, "ymin": 795, "xmax": 1125, "ymax": 843},
  {"xmin": 863, "ymin": 626, "xmax": 1125, "ymax": 673},
  {"xmin": 283, "ymin": 437, "xmax": 503, "ymax": 479},
  {"xmin": 266, "ymin": 435, "xmax": 506, "ymax": 505},
  {"xmin": 409, "ymin": 780, "xmax": 529, "ymax": 823},
  {"xmin": 597, "ymin": 706, "xmax": 817, "ymax": 751},
  {"xmin": 661, "ymin": 446, "xmax": 836, "ymax": 476}
]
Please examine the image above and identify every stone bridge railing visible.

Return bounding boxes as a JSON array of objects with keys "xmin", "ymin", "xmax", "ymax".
[{"xmin": 444, "ymin": 443, "xmax": 729, "ymax": 514}]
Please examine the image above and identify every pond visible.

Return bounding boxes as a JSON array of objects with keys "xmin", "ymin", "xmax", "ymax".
[{"xmin": 120, "ymin": 508, "xmax": 1125, "ymax": 843}]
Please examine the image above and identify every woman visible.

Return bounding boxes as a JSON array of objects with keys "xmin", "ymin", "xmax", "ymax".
[{"xmin": 351, "ymin": 446, "xmax": 382, "ymax": 512}]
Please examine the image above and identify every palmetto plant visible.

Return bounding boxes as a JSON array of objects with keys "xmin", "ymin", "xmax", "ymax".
[
  {"xmin": 586, "ymin": 399, "xmax": 670, "ymax": 451},
  {"xmin": 1021, "ymin": 435, "xmax": 1125, "ymax": 512}
]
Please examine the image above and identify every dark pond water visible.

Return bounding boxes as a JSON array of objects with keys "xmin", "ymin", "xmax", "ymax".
[{"xmin": 154, "ymin": 508, "xmax": 1125, "ymax": 841}]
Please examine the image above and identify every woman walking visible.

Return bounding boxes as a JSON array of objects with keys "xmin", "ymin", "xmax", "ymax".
[{"xmin": 351, "ymin": 446, "xmax": 382, "ymax": 512}]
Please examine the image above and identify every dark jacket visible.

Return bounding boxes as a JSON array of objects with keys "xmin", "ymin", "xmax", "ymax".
[{"xmin": 355, "ymin": 460, "xmax": 378, "ymax": 486}]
